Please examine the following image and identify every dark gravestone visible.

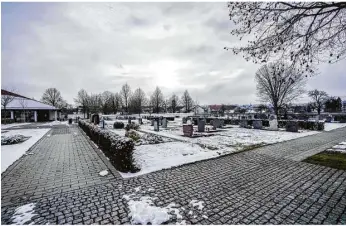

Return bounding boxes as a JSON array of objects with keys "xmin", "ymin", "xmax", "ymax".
[
  {"xmin": 253, "ymin": 120, "xmax": 263, "ymax": 129},
  {"xmin": 286, "ymin": 121, "xmax": 298, "ymax": 132},
  {"xmin": 220, "ymin": 120, "xmax": 224, "ymax": 127},
  {"xmin": 325, "ymin": 116, "xmax": 332, "ymax": 123},
  {"xmin": 182, "ymin": 117, "xmax": 187, "ymax": 124},
  {"xmin": 183, "ymin": 125, "xmax": 193, "ymax": 137},
  {"xmin": 213, "ymin": 119, "xmax": 221, "ymax": 128},
  {"xmin": 198, "ymin": 120, "xmax": 205, "ymax": 132},
  {"xmin": 138, "ymin": 118, "xmax": 143, "ymax": 125},
  {"xmin": 154, "ymin": 120, "xmax": 159, "ymax": 131},
  {"xmin": 240, "ymin": 119, "xmax": 247, "ymax": 128},
  {"xmin": 151, "ymin": 120, "xmax": 154, "ymax": 126},
  {"xmin": 92, "ymin": 114, "xmax": 100, "ymax": 125},
  {"xmin": 128, "ymin": 118, "xmax": 132, "ymax": 124}
]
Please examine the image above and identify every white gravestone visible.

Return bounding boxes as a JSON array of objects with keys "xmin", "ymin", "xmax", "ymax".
[{"xmin": 268, "ymin": 114, "xmax": 278, "ymax": 131}]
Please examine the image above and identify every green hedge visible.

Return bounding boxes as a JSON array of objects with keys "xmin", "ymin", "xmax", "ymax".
[
  {"xmin": 334, "ymin": 115, "xmax": 346, "ymax": 123},
  {"xmin": 79, "ymin": 120, "xmax": 139, "ymax": 173}
]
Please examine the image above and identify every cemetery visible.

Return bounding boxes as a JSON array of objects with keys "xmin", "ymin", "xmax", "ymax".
[{"xmin": 78, "ymin": 112, "xmax": 339, "ymax": 178}]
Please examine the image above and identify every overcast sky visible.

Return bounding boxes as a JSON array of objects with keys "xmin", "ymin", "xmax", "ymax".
[{"xmin": 2, "ymin": 2, "xmax": 345, "ymax": 106}]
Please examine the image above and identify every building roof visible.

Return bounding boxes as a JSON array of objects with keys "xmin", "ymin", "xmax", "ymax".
[
  {"xmin": 1, "ymin": 89, "xmax": 29, "ymax": 99},
  {"xmin": 1, "ymin": 89, "xmax": 57, "ymax": 110}
]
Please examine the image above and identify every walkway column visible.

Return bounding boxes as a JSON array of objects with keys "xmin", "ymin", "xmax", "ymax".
[
  {"xmin": 54, "ymin": 111, "xmax": 57, "ymax": 120},
  {"xmin": 10, "ymin": 111, "xmax": 14, "ymax": 119},
  {"xmin": 34, "ymin": 111, "xmax": 37, "ymax": 122}
]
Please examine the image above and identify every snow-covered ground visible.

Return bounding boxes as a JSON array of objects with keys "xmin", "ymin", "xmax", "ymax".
[
  {"xmin": 1, "ymin": 123, "xmax": 32, "ymax": 129},
  {"xmin": 1, "ymin": 128, "xmax": 50, "ymax": 172},
  {"xmin": 40, "ymin": 120, "xmax": 68, "ymax": 126},
  {"xmin": 10, "ymin": 203, "xmax": 37, "ymax": 225},
  {"xmin": 324, "ymin": 123, "xmax": 346, "ymax": 131},
  {"xmin": 326, "ymin": 141, "xmax": 346, "ymax": 154},
  {"xmin": 119, "ymin": 125, "xmax": 319, "ymax": 178},
  {"xmin": 122, "ymin": 187, "xmax": 206, "ymax": 225}
]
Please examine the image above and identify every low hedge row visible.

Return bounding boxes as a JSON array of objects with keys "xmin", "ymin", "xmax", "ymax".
[
  {"xmin": 334, "ymin": 115, "xmax": 346, "ymax": 123},
  {"xmin": 78, "ymin": 120, "xmax": 139, "ymax": 173}
]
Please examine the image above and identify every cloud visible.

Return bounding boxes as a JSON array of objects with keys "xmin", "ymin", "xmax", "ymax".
[{"xmin": 2, "ymin": 2, "xmax": 345, "ymax": 106}]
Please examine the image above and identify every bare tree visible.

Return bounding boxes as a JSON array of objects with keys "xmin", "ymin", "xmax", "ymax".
[
  {"xmin": 169, "ymin": 94, "xmax": 179, "ymax": 113},
  {"xmin": 161, "ymin": 98, "xmax": 170, "ymax": 113},
  {"xmin": 110, "ymin": 92, "xmax": 122, "ymax": 114},
  {"xmin": 100, "ymin": 91, "xmax": 113, "ymax": 114},
  {"xmin": 226, "ymin": 2, "xmax": 346, "ymax": 76},
  {"xmin": 41, "ymin": 88, "xmax": 64, "ymax": 107},
  {"xmin": 150, "ymin": 87, "xmax": 164, "ymax": 114},
  {"xmin": 74, "ymin": 89, "xmax": 89, "ymax": 118},
  {"xmin": 87, "ymin": 93, "xmax": 101, "ymax": 114},
  {"xmin": 1, "ymin": 88, "xmax": 16, "ymax": 124},
  {"xmin": 308, "ymin": 89, "xmax": 329, "ymax": 115},
  {"xmin": 130, "ymin": 88, "xmax": 147, "ymax": 116},
  {"xmin": 255, "ymin": 62, "xmax": 306, "ymax": 116},
  {"xmin": 181, "ymin": 90, "xmax": 194, "ymax": 113},
  {"xmin": 19, "ymin": 98, "xmax": 28, "ymax": 122},
  {"xmin": 120, "ymin": 83, "xmax": 131, "ymax": 114}
]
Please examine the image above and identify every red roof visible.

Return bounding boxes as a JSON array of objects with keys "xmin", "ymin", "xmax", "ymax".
[
  {"xmin": 1, "ymin": 89, "xmax": 29, "ymax": 99},
  {"xmin": 208, "ymin": 105, "xmax": 222, "ymax": 111}
]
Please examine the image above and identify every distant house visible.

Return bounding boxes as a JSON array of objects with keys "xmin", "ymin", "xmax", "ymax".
[
  {"xmin": 193, "ymin": 105, "xmax": 209, "ymax": 116},
  {"xmin": 1, "ymin": 89, "xmax": 59, "ymax": 122}
]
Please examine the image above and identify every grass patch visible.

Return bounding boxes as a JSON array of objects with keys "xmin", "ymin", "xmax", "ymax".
[{"xmin": 303, "ymin": 151, "xmax": 346, "ymax": 170}]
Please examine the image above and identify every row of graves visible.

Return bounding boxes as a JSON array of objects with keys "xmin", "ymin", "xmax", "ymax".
[{"xmin": 182, "ymin": 117, "xmax": 227, "ymax": 138}]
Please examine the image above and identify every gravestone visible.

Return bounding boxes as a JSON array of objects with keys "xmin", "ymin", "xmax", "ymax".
[
  {"xmin": 92, "ymin": 114, "xmax": 100, "ymax": 125},
  {"xmin": 239, "ymin": 119, "xmax": 247, "ymax": 128},
  {"xmin": 253, "ymin": 120, "xmax": 263, "ymax": 129},
  {"xmin": 162, "ymin": 118, "xmax": 167, "ymax": 128},
  {"xmin": 183, "ymin": 124, "xmax": 193, "ymax": 137},
  {"xmin": 128, "ymin": 118, "xmax": 132, "ymax": 124},
  {"xmin": 213, "ymin": 119, "xmax": 221, "ymax": 128},
  {"xmin": 198, "ymin": 119, "xmax": 205, "ymax": 132},
  {"xmin": 138, "ymin": 118, "xmax": 143, "ymax": 125},
  {"xmin": 286, "ymin": 120, "xmax": 298, "ymax": 132},
  {"xmin": 151, "ymin": 120, "xmax": 154, "ymax": 126},
  {"xmin": 325, "ymin": 115, "xmax": 332, "ymax": 123},
  {"xmin": 220, "ymin": 120, "xmax": 224, "ymax": 127},
  {"xmin": 182, "ymin": 117, "xmax": 187, "ymax": 124},
  {"xmin": 210, "ymin": 120, "xmax": 214, "ymax": 126},
  {"xmin": 154, "ymin": 120, "xmax": 159, "ymax": 131},
  {"xmin": 268, "ymin": 114, "xmax": 278, "ymax": 131}
]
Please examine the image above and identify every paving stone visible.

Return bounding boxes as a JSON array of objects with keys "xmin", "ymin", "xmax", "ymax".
[{"xmin": 1, "ymin": 125, "xmax": 346, "ymax": 225}]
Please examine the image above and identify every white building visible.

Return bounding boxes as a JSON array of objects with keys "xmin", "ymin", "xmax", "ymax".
[{"xmin": 1, "ymin": 89, "xmax": 59, "ymax": 122}]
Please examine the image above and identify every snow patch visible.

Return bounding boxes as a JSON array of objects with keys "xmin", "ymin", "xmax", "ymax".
[
  {"xmin": 134, "ymin": 186, "xmax": 141, "ymax": 192},
  {"xmin": 11, "ymin": 203, "xmax": 36, "ymax": 225},
  {"xmin": 123, "ymin": 188, "xmax": 184, "ymax": 225},
  {"xmin": 1, "ymin": 129, "xmax": 50, "ymax": 172},
  {"xmin": 99, "ymin": 170, "xmax": 109, "ymax": 176},
  {"xmin": 324, "ymin": 123, "xmax": 346, "ymax": 131},
  {"xmin": 189, "ymin": 200, "xmax": 204, "ymax": 210}
]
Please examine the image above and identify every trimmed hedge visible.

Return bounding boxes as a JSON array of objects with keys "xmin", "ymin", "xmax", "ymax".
[
  {"xmin": 334, "ymin": 115, "xmax": 346, "ymax": 123},
  {"xmin": 125, "ymin": 122, "xmax": 140, "ymax": 131},
  {"xmin": 79, "ymin": 120, "xmax": 139, "ymax": 173},
  {"xmin": 113, "ymin": 121, "xmax": 125, "ymax": 129}
]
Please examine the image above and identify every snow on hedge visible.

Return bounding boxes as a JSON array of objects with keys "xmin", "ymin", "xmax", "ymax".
[{"xmin": 1, "ymin": 129, "xmax": 50, "ymax": 172}]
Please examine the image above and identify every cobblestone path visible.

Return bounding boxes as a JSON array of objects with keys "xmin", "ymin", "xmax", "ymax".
[{"xmin": 1, "ymin": 125, "xmax": 346, "ymax": 224}]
